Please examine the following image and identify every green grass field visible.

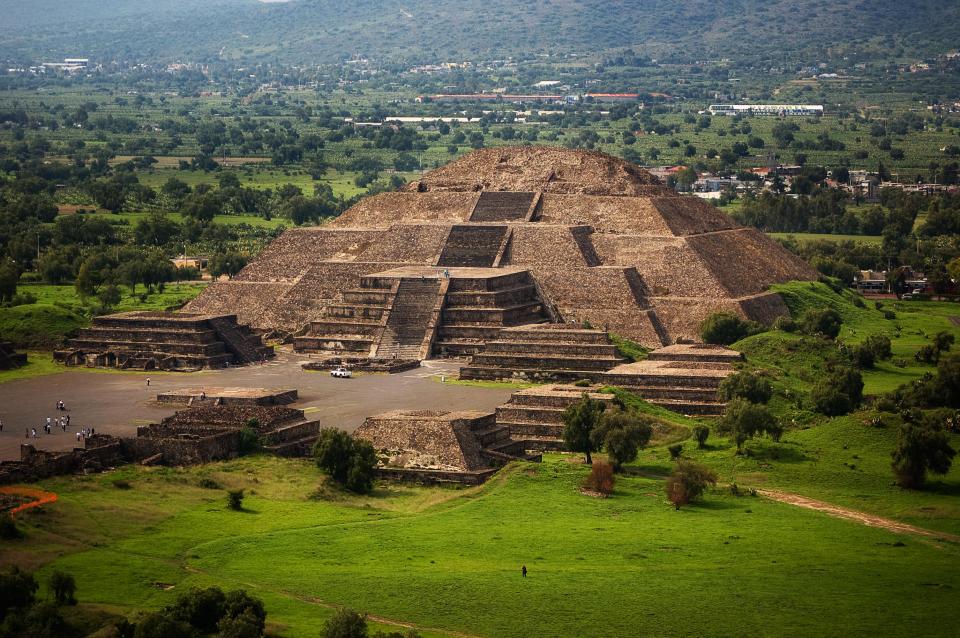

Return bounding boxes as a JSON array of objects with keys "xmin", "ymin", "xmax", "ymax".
[
  {"xmin": 3, "ymin": 452, "xmax": 957, "ymax": 638},
  {"xmin": 768, "ymin": 232, "xmax": 884, "ymax": 245},
  {"xmin": 0, "ymin": 283, "xmax": 207, "ymax": 354}
]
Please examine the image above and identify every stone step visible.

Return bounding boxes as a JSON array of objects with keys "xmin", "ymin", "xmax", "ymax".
[
  {"xmin": 469, "ymin": 191, "xmax": 535, "ymax": 222},
  {"xmin": 481, "ymin": 340, "xmax": 620, "ymax": 357},
  {"xmin": 495, "ymin": 327, "xmax": 611, "ymax": 344},
  {"xmin": 264, "ymin": 434, "xmax": 320, "ymax": 457},
  {"xmin": 511, "ymin": 435, "xmax": 566, "ymax": 452},
  {"xmin": 293, "ymin": 335, "xmax": 375, "ymax": 353},
  {"xmin": 443, "ymin": 285, "xmax": 538, "ymax": 308},
  {"xmin": 459, "ymin": 365, "xmax": 606, "ymax": 383},
  {"xmin": 446, "ymin": 270, "xmax": 533, "ymax": 292},
  {"xmin": 325, "ymin": 305, "xmax": 387, "ymax": 320},
  {"xmin": 506, "ymin": 391, "xmax": 616, "ymax": 408},
  {"xmin": 67, "ymin": 338, "xmax": 227, "ymax": 357},
  {"xmin": 496, "ymin": 420, "xmax": 565, "ymax": 438},
  {"xmin": 342, "ymin": 288, "xmax": 393, "ymax": 304},
  {"xmin": 308, "ymin": 319, "xmax": 382, "ymax": 336},
  {"xmin": 468, "ymin": 353, "xmax": 624, "ymax": 371},
  {"xmin": 496, "ymin": 405, "xmax": 567, "ymax": 424},
  {"xmin": 75, "ymin": 327, "xmax": 221, "ymax": 344},
  {"xmin": 437, "ymin": 225, "xmax": 508, "ymax": 268},
  {"xmin": 432, "ymin": 339, "xmax": 486, "ymax": 357},
  {"xmin": 472, "ymin": 425, "xmax": 512, "ymax": 446},
  {"xmin": 631, "ymin": 385, "xmax": 721, "ymax": 401},
  {"xmin": 645, "ymin": 399, "xmax": 726, "ymax": 416},
  {"xmin": 442, "ymin": 302, "xmax": 545, "ymax": 325}
]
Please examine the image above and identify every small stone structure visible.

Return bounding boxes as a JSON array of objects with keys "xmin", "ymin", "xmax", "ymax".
[
  {"xmin": 0, "ymin": 437, "xmax": 125, "ymax": 485},
  {"xmin": 0, "ymin": 342, "xmax": 27, "ymax": 370},
  {"xmin": 355, "ymin": 409, "xmax": 540, "ymax": 484},
  {"xmin": 156, "ymin": 387, "xmax": 298, "ymax": 406},
  {"xmin": 55, "ymin": 311, "xmax": 273, "ymax": 371},
  {"xmin": 301, "ymin": 358, "xmax": 420, "ymax": 374}
]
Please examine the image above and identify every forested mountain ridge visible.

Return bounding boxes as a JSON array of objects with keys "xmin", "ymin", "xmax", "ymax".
[{"xmin": 1, "ymin": 0, "xmax": 958, "ymax": 66}]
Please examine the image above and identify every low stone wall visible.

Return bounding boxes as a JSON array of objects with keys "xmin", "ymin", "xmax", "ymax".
[
  {"xmin": 301, "ymin": 358, "xmax": 420, "ymax": 374},
  {"xmin": 0, "ymin": 440, "xmax": 125, "ymax": 485},
  {"xmin": 374, "ymin": 466, "xmax": 497, "ymax": 486}
]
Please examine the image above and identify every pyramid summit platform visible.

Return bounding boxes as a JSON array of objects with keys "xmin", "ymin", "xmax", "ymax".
[{"xmin": 185, "ymin": 146, "xmax": 816, "ymax": 356}]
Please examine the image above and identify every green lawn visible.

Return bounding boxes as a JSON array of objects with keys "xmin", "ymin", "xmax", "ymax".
[
  {"xmin": 768, "ymin": 232, "xmax": 883, "ymax": 245},
  {"xmin": 5, "ymin": 454, "xmax": 959, "ymax": 638}
]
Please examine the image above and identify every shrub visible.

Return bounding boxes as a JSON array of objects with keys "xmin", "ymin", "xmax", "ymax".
[
  {"xmin": 220, "ymin": 589, "xmax": 267, "ymax": 637},
  {"xmin": 699, "ymin": 312, "xmax": 761, "ymax": 345},
  {"xmin": 313, "ymin": 428, "xmax": 378, "ymax": 494},
  {"xmin": 891, "ymin": 417, "xmax": 956, "ymax": 489},
  {"xmin": 916, "ymin": 344, "xmax": 940, "ymax": 364},
  {"xmin": 800, "ymin": 307, "xmax": 842, "ymax": 339},
  {"xmin": 134, "ymin": 613, "xmax": 196, "ymax": 638},
  {"xmin": 48, "ymin": 570, "xmax": 76, "ymax": 605},
  {"xmin": 863, "ymin": 334, "xmax": 892, "ymax": 360},
  {"xmin": 112, "ymin": 478, "xmax": 132, "ymax": 490},
  {"xmin": 665, "ymin": 460, "xmax": 718, "ymax": 509},
  {"xmin": 582, "ymin": 461, "xmax": 615, "ymax": 496},
  {"xmin": 693, "ymin": 425, "xmax": 709, "ymax": 448},
  {"xmin": 935, "ymin": 331, "xmax": 955, "ymax": 353},
  {"xmin": 0, "ymin": 566, "xmax": 37, "ymax": 619},
  {"xmin": 718, "ymin": 371, "xmax": 773, "ymax": 404},
  {"xmin": 573, "ymin": 379, "xmax": 590, "ymax": 387},
  {"xmin": 198, "ymin": 477, "xmax": 221, "ymax": 490},
  {"xmin": 237, "ymin": 427, "xmax": 261, "ymax": 456},
  {"xmin": 852, "ymin": 344, "xmax": 876, "ymax": 369},
  {"xmin": 810, "ymin": 366, "xmax": 863, "ymax": 416},
  {"xmin": 0, "ymin": 514, "xmax": 21, "ymax": 540},
  {"xmin": 716, "ymin": 398, "xmax": 779, "ymax": 452},
  {"xmin": 668, "ymin": 443, "xmax": 683, "ymax": 460},
  {"xmin": 227, "ymin": 489, "xmax": 244, "ymax": 511},
  {"xmin": 772, "ymin": 315, "xmax": 797, "ymax": 332},
  {"xmin": 591, "ymin": 409, "xmax": 653, "ymax": 471},
  {"xmin": 323, "ymin": 607, "xmax": 368, "ymax": 638}
]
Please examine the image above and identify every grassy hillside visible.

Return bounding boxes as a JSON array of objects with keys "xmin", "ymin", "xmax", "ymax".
[{"xmin": 5, "ymin": 455, "xmax": 959, "ymax": 637}]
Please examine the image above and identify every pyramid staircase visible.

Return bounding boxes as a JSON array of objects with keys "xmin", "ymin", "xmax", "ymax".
[
  {"xmin": 469, "ymin": 191, "xmax": 536, "ymax": 222},
  {"xmin": 458, "ymin": 324, "xmax": 627, "ymax": 382},
  {"xmin": 433, "ymin": 270, "xmax": 550, "ymax": 357},
  {"xmin": 436, "ymin": 225, "xmax": 509, "ymax": 267},
  {"xmin": 375, "ymin": 278, "xmax": 441, "ymax": 359},
  {"xmin": 494, "ymin": 385, "xmax": 618, "ymax": 451},
  {"xmin": 293, "ymin": 276, "xmax": 398, "ymax": 356}
]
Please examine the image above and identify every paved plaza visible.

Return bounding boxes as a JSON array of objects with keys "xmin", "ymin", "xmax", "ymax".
[{"xmin": 0, "ymin": 351, "xmax": 512, "ymax": 461}]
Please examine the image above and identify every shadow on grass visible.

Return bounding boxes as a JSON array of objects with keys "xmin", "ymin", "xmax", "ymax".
[
  {"xmin": 921, "ymin": 480, "xmax": 960, "ymax": 497},
  {"xmin": 742, "ymin": 442, "xmax": 813, "ymax": 464},
  {"xmin": 622, "ymin": 464, "xmax": 671, "ymax": 479}
]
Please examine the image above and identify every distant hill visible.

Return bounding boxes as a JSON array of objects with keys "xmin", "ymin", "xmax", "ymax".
[{"xmin": 1, "ymin": 0, "xmax": 958, "ymax": 65}]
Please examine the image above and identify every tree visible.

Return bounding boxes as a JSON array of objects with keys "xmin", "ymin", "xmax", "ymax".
[
  {"xmin": 718, "ymin": 371, "xmax": 773, "ymax": 404},
  {"xmin": 48, "ymin": 571, "xmax": 76, "ymax": 606},
  {"xmin": 167, "ymin": 586, "xmax": 226, "ymax": 633},
  {"xmin": 665, "ymin": 460, "xmax": 718, "ymax": 509},
  {"xmin": 0, "ymin": 566, "xmax": 38, "ymax": 621},
  {"xmin": 182, "ymin": 191, "xmax": 221, "ymax": 223},
  {"xmin": 891, "ymin": 417, "xmax": 956, "ymax": 489},
  {"xmin": 313, "ymin": 429, "xmax": 377, "ymax": 494},
  {"xmin": 133, "ymin": 613, "xmax": 195, "ymax": 638},
  {"xmin": 801, "ymin": 308, "xmax": 842, "ymax": 339},
  {"xmin": 161, "ymin": 177, "xmax": 191, "ymax": 204},
  {"xmin": 699, "ymin": 312, "xmax": 758, "ymax": 345},
  {"xmin": 323, "ymin": 608, "xmax": 368, "ymax": 638},
  {"xmin": 0, "ymin": 259, "xmax": 18, "ymax": 303},
  {"xmin": 693, "ymin": 425, "xmax": 709, "ymax": 448},
  {"xmin": 74, "ymin": 254, "xmax": 114, "ymax": 298},
  {"xmin": 811, "ymin": 366, "xmax": 863, "ymax": 416},
  {"xmin": 592, "ymin": 410, "xmax": 653, "ymax": 471},
  {"xmin": 209, "ymin": 251, "xmax": 248, "ymax": 280},
  {"xmin": 562, "ymin": 393, "xmax": 607, "ymax": 463},
  {"xmin": 717, "ymin": 398, "xmax": 779, "ymax": 453},
  {"xmin": 97, "ymin": 283, "xmax": 122, "ymax": 309}
]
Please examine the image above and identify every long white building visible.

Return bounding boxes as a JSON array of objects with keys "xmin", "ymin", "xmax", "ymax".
[{"xmin": 707, "ymin": 104, "xmax": 823, "ymax": 116}]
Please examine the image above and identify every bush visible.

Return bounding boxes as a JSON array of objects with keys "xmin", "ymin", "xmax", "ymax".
[
  {"xmin": 852, "ymin": 344, "xmax": 876, "ymax": 369},
  {"xmin": 227, "ymin": 489, "xmax": 244, "ymax": 511},
  {"xmin": 668, "ymin": 443, "xmax": 683, "ymax": 460},
  {"xmin": 313, "ymin": 429, "xmax": 378, "ymax": 494},
  {"xmin": 699, "ymin": 312, "xmax": 761, "ymax": 345},
  {"xmin": 0, "ymin": 514, "xmax": 21, "ymax": 540},
  {"xmin": 237, "ymin": 427, "xmax": 261, "ymax": 456},
  {"xmin": 323, "ymin": 608, "xmax": 368, "ymax": 638},
  {"xmin": 161, "ymin": 586, "xmax": 265, "ymax": 638},
  {"xmin": 718, "ymin": 371, "xmax": 773, "ymax": 404},
  {"xmin": 112, "ymin": 479, "xmax": 132, "ymax": 490},
  {"xmin": 716, "ymin": 398, "xmax": 779, "ymax": 452},
  {"xmin": 48, "ymin": 570, "xmax": 76, "ymax": 605},
  {"xmin": 0, "ymin": 566, "xmax": 38, "ymax": 620},
  {"xmin": 810, "ymin": 366, "xmax": 863, "ymax": 416},
  {"xmin": 863, "ymin": 334, "xmax": 892, "ymax": 360},
  {"xmin": 800, "ymin": 307, "xmax": 842, "ymax": 339},
  {"xmin": 665, "ymin": 460, "xmax": 718, "ymax": 509},
  {"xmin": 582, "ymin": 461, "xmax": 615, "ymax": 496},
  {"xmin": 693, "ymin": 425, "xmax": 709, "ymax": 448},
  {"xmin": 591, "ymin": 409, "xmax": 653, "ymax": 471},
  {"xmin": 198, "ymin": 477, "xmax": 221, "ymax": 490},
  {"xmin": 772, "ymin": 315, "xmax": 797, "ymax": 332},
  {"xmin": 891, "ymin": 417, "xmax": 956, "ymax": 489},
  {"xmin": 134, "ymin": 613, "xmax": 196, "ymax": 638}
]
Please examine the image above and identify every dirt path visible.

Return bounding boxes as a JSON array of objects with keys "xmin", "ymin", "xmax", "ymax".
[{"xmin": 757, "ymin": 489, "xmax": 960, "ymax": 543}]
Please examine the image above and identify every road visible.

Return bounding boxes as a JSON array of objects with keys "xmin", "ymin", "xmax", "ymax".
[{"xmin": 0, "ymin": 352, "xmax": 513, "ymax": 461}]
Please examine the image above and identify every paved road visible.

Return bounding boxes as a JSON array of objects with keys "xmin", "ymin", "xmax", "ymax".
[{"xmin": 0, "ymin": 352, "xmax": 513, "ymax": 461}]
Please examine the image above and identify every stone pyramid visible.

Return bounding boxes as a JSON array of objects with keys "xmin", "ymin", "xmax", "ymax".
[{"xmin": 185, "ymin": 146, "xmax": 816, "ymax": 352}]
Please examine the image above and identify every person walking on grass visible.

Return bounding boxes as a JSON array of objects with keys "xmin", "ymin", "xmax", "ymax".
[{"xmin": 521, "ymin": 565, "xmax": 527, "ymax": 578}]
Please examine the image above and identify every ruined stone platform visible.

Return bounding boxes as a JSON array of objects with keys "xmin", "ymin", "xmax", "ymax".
[
  {"xmin": 355, "ymin": 409, "xmax": 539, "ymax": 484},
  {"xmin": 156, "ymin": 387, "xmax": 298, "ymax": 406},
  {"xmin": 56, "ymin": 311, "xmax": 273, "ymax": 371}
]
